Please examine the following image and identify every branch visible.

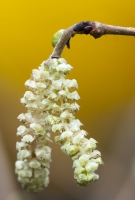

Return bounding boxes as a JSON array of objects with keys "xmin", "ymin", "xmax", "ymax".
[{"xmin": 47, "ymin": 20, "xmax": 135, "ymax": 60}]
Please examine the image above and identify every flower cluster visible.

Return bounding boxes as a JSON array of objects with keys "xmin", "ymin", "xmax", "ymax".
[{"xmin": 15, "ymin": 57, "xmax": 102, "ymax": 192}]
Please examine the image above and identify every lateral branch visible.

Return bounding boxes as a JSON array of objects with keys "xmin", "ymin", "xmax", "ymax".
[{"xmin": 47, "ymin": 20, "xmax": 135, "ymax": 60}]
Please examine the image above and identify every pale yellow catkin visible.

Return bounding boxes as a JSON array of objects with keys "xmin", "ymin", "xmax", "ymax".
[{"xmin": 15, "ymin": 58, "xmax": 102, "ymax": 192}]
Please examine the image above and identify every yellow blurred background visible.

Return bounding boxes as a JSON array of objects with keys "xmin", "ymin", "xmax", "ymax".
[{"xmin": 1, "ymin": 0, "xmax": 135, "ymax": 199}]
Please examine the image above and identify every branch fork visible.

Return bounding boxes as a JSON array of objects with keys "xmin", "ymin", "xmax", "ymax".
[{"xmin": 47, "ymin": 20, "xmax": 135, "ymax": 60}]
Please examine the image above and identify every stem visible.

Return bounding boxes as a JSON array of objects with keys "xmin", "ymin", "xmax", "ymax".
[
  {"xmin": 47, "ymin": 25, "xmax": 75, "ymax": 60},
  {"xmin": 46, "ymin": 20, "xmax": 135, "ymax": 61}
]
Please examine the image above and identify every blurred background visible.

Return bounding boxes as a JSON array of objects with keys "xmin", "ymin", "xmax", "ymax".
[{"xmin": 1, "ymin": 0, "xmax": 135, "ymax": 199}]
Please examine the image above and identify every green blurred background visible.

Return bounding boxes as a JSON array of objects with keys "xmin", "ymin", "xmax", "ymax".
[{"xmin": 1, "ymin": 0, "xmax": 135, "ymax": 199}]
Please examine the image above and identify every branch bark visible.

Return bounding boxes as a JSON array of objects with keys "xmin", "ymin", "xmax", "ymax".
[{"xmin": 47, "ymin": 20, "xmax": 135, "ymax": 60}]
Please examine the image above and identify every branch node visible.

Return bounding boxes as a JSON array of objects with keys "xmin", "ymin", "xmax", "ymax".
[{"xmin": 49, "ymin": 20, "xmax": 135, "ymax": 59}]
